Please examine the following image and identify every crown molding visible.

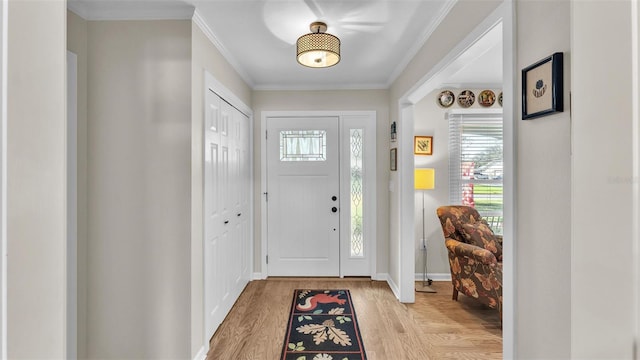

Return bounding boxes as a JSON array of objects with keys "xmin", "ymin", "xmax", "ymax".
[
  {"xmin": 439, "ymin": 83, "xmax": 503, "ymax": 90},
  {"xmin": 385, "ymin": 0, "xmax": 458, "ymax": 87},
  {"xmin": 192, "ymin": 10, "xmax": 255, "ymax": 88},
  {"xmin": 67, "ymin": 0, "xmax": 194, "ymax": 21},
  {"xmin": 252, "ymin": 82, "xmax": 388, "ymax": 91},
  {"xmin": 67, "ymin": 1, "xmax": 90, "ymax": 19}
]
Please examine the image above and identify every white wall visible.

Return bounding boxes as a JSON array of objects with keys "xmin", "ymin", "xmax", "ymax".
[
  {"xmin": 571, "ymin": 1, "xmax": 635, "ymax": 357},
  {"xmin": 190, "ymin": 21, "xmax": 252, "ymax": 357},
  {"xmin": 413, "ymin": 88, "xmax": 503, "ymax": 277},
  {"xmin": 67, "ymin": 10, "xmax": 88, "ymax": 360},
  {"xmin": 86, "ymin": 20, "xmax": 192, "ymax": 359},
  {"xmin": 6, "ymin": 1, "xmax": 67, "ymax": 358},
  {"xmin": 251, "ymin": 90, "xmax": 390, "ymax": 277},
  {"xmin": 515, "ymin": 1, "xmax": 572, "ymax": 358}
]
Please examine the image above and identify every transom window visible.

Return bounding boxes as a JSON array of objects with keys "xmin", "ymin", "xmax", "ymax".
[{"xmin": 279, "ymin": 130, "xmax": 326, "ymax": 162}]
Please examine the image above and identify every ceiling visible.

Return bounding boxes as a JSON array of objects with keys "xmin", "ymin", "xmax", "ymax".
[{"xmin": 67, "ymin": 0, "xmax": 502, "ymax": 91}]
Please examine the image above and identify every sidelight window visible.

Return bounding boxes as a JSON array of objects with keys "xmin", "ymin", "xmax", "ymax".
[{"xmin": 349, "ymin": 129, "xmax": 364, "ymax": 257}]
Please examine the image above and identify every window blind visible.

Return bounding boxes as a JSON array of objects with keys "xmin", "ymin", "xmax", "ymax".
[{"xmin": 448, "ymin": 111, "xmax": 504, "ymax": 232}]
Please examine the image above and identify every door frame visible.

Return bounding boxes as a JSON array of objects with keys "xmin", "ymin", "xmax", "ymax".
[
  {"xmin": 633, "ymin": 0, "xmax": 640, "ymax": 351},
  {"xmin": 396, "ymin": 2, "xmax": 515, "ymax": 357},
  {"xmin": 67, "ymin": 50, "xmax": 78, "ymax": 360},
  {"xmin": 0, "ymin": 1, "xmax": 6, "ymax": 356},
  {"xmin": 260, "ymin": 111, "xmax": 377, "ymax": 279}
]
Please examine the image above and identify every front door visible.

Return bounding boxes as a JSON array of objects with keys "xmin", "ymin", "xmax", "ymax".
[{"xmin": 267, "ymin": 117, "xmax": 340, "ymax": 276}]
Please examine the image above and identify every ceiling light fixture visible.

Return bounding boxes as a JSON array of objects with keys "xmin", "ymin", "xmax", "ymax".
[{"xmin": 296, "ymin": 22, "xmax": 340, "ymax": 68}]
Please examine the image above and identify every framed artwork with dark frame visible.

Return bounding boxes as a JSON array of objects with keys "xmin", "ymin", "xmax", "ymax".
[
  {"xmin": 522, "ymin": 52, "xmax": 564, "ymax": 120},
  {"xmin": 414, "ymin": 136, "xmax": 433, "ymax": 155},
  {"xmin": 390, "ymin": 148, "xmax": 397, "ymax": 171},
  {"xmin": 390, "ymin": 121, "xmax": 397, "ymax": 142}
]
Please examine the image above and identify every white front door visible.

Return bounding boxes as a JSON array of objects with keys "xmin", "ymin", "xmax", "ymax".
[{"xmin": 267, "ymin": 117, "xmax": 340, "ymax": 276}]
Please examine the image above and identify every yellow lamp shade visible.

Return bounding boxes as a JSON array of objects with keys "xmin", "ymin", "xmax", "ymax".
[{"xmin": 415, "ymin": 168, "xmax": 435, "ymax": 190}]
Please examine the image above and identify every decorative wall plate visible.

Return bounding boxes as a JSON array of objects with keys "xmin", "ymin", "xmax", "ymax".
[
  {"xmin": 457, "ymin": 90, "xmax": 475, "ymax": 108},
  {"xmin": 499, "ymin": 92, "xmax": 503, "ymax": 107},
  {"xmin": 478, "ymin": 90, "xmax": 496, "ymax": 107},
  {"xmin": 437, "ymin": 90, "xmax": 455, "ymax": 108}
]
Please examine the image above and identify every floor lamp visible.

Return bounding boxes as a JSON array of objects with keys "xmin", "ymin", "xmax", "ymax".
[{"xmin": 415, "ymin": 168, "xmax": 436, "ymax": 293}]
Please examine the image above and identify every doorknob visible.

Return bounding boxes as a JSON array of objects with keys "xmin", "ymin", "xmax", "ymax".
[
  {"xmin": 331, "ymin": 196, "xmax": 337, "ymax": 201},
  {"xmin": 331, "ymin": 207, "xmax": 338, "ymax": 213}
]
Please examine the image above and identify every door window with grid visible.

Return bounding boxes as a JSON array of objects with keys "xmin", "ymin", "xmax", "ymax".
[{"xmin": 448, "ymin": 111, "xmax": 503, "ymax": 234}]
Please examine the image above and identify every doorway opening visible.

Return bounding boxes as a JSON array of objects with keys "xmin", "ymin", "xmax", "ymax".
[{"xmin": 397, "ymin": 2, "xmax": 515, "ymax": 357}]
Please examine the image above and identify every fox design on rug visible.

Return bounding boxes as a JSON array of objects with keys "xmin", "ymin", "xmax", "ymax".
[{"xmin": 296, "ymin": 293, "xmax": 346, "ymax": 312}]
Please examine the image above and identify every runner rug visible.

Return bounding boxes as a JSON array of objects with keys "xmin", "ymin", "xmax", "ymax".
[{"xmin": 281, "ymin": 289, "xmax": 367, "ymax": 360}]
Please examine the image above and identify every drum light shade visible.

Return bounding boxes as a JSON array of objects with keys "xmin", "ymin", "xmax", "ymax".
[{"xmin": 296, "ymin": 22, "xmax": 340, "ymax": 68}]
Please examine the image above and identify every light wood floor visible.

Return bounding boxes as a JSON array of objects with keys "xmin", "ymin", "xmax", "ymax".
[{"xmin": 207, "ymin": 278, "xmax": 502, "ymax": 360}]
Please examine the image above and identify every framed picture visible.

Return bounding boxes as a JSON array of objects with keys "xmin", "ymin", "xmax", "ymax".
[
  {"xmin": 390, "ymin": 148, "xmax": 397, "ymax": 171},
  {"xmin": 414, "ymin": 136, "xmax": 433, "ymax": 155},
  {"xmin": 522, "ymin": 52, "xmax": 563, "ymax": 120},
  {"xmin": 390, "ymin": 121, "xmax": 397, "ymax": 142}
]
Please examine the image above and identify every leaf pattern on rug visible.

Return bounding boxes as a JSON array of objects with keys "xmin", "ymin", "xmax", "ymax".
[
  {"xmin": 288, "ymin": 341, "xmax": 305, "ymax": 351},
  {"xmin": 297, "ymin": 319, "xmax": 352, "ymax": 346},
  {"xmin": 312, "ymin": 354, "xmax": 333, "ymax": 360}
]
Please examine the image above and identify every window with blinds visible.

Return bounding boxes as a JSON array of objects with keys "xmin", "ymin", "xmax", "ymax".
[{"xmin": 448, "ymin": 111, "xmax": 504, "ymax": 234}]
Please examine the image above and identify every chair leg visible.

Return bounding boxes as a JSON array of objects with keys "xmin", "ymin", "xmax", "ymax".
[{"xmin": 452, "ymin": 288, "xmax": 459, "ymax": 301}]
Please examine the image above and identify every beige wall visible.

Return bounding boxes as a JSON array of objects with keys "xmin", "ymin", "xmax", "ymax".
[
  {"xmin": 389, "ymin": 0, "xmax": 501, "ymax": 297},
  {"xmin": 67, "ymin": 10, "xmax": 88, "ymax": 360},
  {"xmin": 6, "ymin": 1, "xmax": 67, "ymax": 358},
  {"xmin": 86, "ymin": 20, "xmax": 192, "ymax": 359},
  {"xmin": 190, "ymin": 22, "xmax": 252, "ymax": 357},
  {"xmin": 516, "ymin": 1, "xmax": 572, "ymax": 357},
  {"xmin": 413, "ymin": 88, "xmax": 503, "ymax": 276},
  {"xmin": 251, "ymin": 90, "xmax": 390, "ymax": 275},
  {"xmin": 571, "ymin": 1, "xmax": 635, "ymax": 357}
]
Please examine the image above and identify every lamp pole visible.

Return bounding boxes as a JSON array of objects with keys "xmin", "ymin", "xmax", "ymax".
[{"xmin": 422, "ymin": 191, "xmax": 433, "ymax": 287}]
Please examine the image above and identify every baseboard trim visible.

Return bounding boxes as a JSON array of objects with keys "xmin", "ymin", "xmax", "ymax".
[
  {"xmin": 252, "ymin": 272, "xmax": 266, "ymax": 280},
  {"xmin": 414, "ymin": 272, "xmax": 452, "ymax": 282},
  {"xmin": 384, "ymin": 274, "xmax": 401, "ymax": 300},
  {"xmin": 193, "ymin": 346, "xmax": 207, "ymax": 360}
]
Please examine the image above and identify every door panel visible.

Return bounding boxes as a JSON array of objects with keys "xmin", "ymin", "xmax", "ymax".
[
  {"xmin": 277, "ymin": 175, "xmax": 332, "ymax": 259},
  {"xmin": 267, "ymin": 117, "xmax": 340, "ymax": 276}
]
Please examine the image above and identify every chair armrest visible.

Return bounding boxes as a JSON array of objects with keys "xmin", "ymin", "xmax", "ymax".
[
  {"xmin": 445, "ymin": 238, "xmax": 498, "ymax": 265},
  {"xmin": 495, "ymin": 234, "xmax": 503, "ymax": 247}
]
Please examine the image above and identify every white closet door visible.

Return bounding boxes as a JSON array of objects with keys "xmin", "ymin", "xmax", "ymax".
[{"xmin": 204, "ymin": 90, "xmax": 250, "ymax": 339}]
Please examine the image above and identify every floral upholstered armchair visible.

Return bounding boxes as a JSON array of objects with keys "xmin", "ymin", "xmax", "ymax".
[{"xmin": 436, "ymin": 205, "xmax": 503, "ymax": 317}]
